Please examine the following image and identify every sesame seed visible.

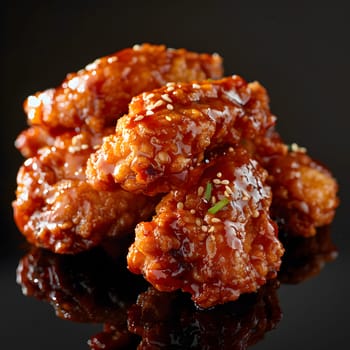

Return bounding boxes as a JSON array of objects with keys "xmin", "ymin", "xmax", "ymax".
[
  {"xmin": 167, "ymin": 86, "xmax": 175, "ymax": 92},
  {"xmin": 252, "ymin": 210, "xmax": 260, "ymax": 218},
  {"xmin": 134, "ymin": 115, "xmax": 144, "ymax": 121},
  {"xmin": 221, "ymin": 179, "xmax": 230, "ymax": 185},
  {"xmin": 166, "ymin": 104, "xmax": 174, "ymax": 110},
  {"xmin": 192, "ymin": 83, "xmax": 200, "ymax": 89},
  {"xmin": 93, "ymin": 145, "xmax": 100, "ymax": 150},
  {"xmin": 208, "ymin": 226, "xmax": 215, "ymax": 233},
  {"xmin": 153, "ymin": 100, "xmax": 165, "ymax": 108},
  {"xmin": 161, "ymin": 94, "xmax": 173, "ymax": 103},
  {"xmin": 213, "ymin": 179, "xmax": 221, "ymax": 185},
  {"xmin": 224, "ymin": 191, "xmax": 230, "ymax": 197},
  {"xmin": 133, "ymin": 44, "xmax": 141, "ymax": 50},
  {"xmin": 290, "ymin": 142, "xmax": 307, "ymax": 153},
  {"xmin": 190, "ymin": 209, "xmax": 196, "ymax": 214},
  {"xmin": 165, "ymin": 116, "xmax": 172, "ymax": 121},
  {"xmin": 195, "ymin": 218, "xmax": 201, "ymax": 226},
  {"xmin": 197, "ymin": 186, "xmax": 204, "ymax": 196},
  {"xmin": 146, "ymin": 110, "xmax": 154, "ymax": 116},
  {"xmin": 225, "ymin": 185, "xmax": 233, "ymax": 194},
  {"xmin": 81, "ymin": 144, "xmax": 89, "ymax": 150},
  {"xmin": 166, "ymin": 82, "xmax": 175, "ymax": 87},
  {"xmin": 107, "ymin": 56, "xmax": 117, "ymax": 64},
  {"xmin": 216, "ymin": 172, "xmax": 222, "ymax": 178},
  {"xmin": 68, "ymin": 146, "xmax": 78, "ymax": 153},
  {"xmin": 229, "ymin": 147, "xmax": 234, "ymax": 152},
  {"xmin": 211, "ymin": 218, "xmax": 221, "ymax": 223},
  {"xmin": 241, "ymin": 190, "xmax": 250, "ymax": 200},
  {"xmin": 211, "ymin": 196, "xmax": 217, "ymax": 204},
  {"xmin": 146, "ymin": 93, "xmax": 155, "ymax": 99},
  {"xmin": 177, "ymin": 202, "xmax": 184, "ymax": 210},
  {"xmin": 201, "ymin": 225, "xmax": 208, "ymax": 232}
]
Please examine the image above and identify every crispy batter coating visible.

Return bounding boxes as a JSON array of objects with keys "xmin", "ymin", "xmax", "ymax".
[
  {"xmin": 127, "ymin": 148, "xmax": 284, "ymax": 308},
  {"xmin": 266, "ymin": 151, "xmax": 339, "ymax": 237},
  {"xmin": 87, "ymin": 76, "xmax": 276, "ymax": 195},
  {"xmin": 241, "ymin": 120, "xmax": 339, "ymax": 238},
  {"xmin": 13, "ymin": 129, "xmax": 158, "ymax": 253},
  {"xmin": 14, "ymin": 44, "xmax": 225, "ymax": 253},
  {"xmin": 24, "ymin": 44, "xmax": 223, "ymax": 133}
]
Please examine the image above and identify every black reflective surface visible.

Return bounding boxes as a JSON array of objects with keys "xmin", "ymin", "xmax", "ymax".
[{"xmin": 2, "ymin": 1, "xmax": 350, "ymax": 349}]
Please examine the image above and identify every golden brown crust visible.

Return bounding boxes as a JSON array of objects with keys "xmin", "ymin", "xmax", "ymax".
[
  {"xmin": 87, "ymin": 76, "xmax": 276, "ymax": 195},
  {"xmin": 14, "ymin": 44, "xmax": 224, "ymax": 253},
  {"xmin": 13, "ymin": 130, "xmax": 158, "ymax": 253},
  {"xmin": 127, "ymin": 148, "xmax": 284, "ymax": 308},
  {"xmin": 266, "ymin": 151, "xmax": 339, "ymax": 237},
  {"xmin": 24, "ymin": 44, "xmax": 223, "ymax": 133}
]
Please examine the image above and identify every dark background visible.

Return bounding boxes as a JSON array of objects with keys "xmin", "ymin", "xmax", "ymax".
[{"xmin": 1, "ymin": 1, "xmax": 349, "ymax": 349}]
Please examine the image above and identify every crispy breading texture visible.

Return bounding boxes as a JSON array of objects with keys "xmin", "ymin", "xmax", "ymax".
[
  {"xmin": 87, "ymin": 76, "xmax": 276, "ymax": 195},
  {"xmin": 14, "ymin": 44, "xmax": 225, "ymax": 253},
  {"xmin": 266, "ymin": 151, "xmax": 339, "ymax": 237},
  {"xmin": 13, "ymin": 130, "xmax": 158, "ymax": 254},
  {"xmin": 24, "ymin": 44, "xmax": 223, "ymax": 133},
  {"xmin": 127, "ymin": 148, "xmax": 284, "ymax": 308}
]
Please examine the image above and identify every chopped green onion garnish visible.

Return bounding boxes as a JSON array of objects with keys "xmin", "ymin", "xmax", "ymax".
[
  {"xmin": 208, "ymin": 197, "xmax": 230, "ymax": 214},
  {"xmin": 204, "ymin": 182, "xmax": 212, "ymax": 202}
]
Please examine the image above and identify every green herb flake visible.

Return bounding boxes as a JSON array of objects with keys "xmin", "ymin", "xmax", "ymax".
[
  {"xmin": 204, "ymin": 182, "xmax": 212, "ymax": 202},
  {"xmin": 208, "ymin": 197, "xmax": 230, "ymax": 215}
]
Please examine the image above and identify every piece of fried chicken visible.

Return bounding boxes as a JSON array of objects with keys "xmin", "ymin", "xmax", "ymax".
[
  {"xmin": 24, "ymin": 43, "xmax": 223, "ymax": 133},
  {"xmin": 14, "ymin": 44, "xmax": 223, "ymax": 253},
  {"xmin": 87, "ymin": 76, "xmax": 276, "ymax": 195},
  {"xmin": 265, "ymin": 151, "xmax": 339, "ymax": 237},
  {"xmin": 13, "ymin": 129, "xmax": 159, "ymax": 253},
  {"xmin": 127, "ymin": 148, "xmax": 284, "ymax": 308},
  {"xmin": 239, "ymin": 114, "xmax": 338, "ymax": 237}
]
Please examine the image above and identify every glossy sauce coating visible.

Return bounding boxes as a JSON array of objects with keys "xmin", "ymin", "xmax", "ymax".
[
  {"xmin": 266, "ymin": 151, "xmax": 339, "ymax": 237},
  {"xmin": 127, "ymin": 148, "xmax": 284, "ymax": 308},
  {"xmin": 14, "ymin": 44, "xmax": 224, "ymax": 253},
  {"xmin": 24, "ymin": 44, "xmax": 223, "ymax": 133},
  {"xmin": 87, "ymin": 76, "xmax": 276, "ymax": 195},
  {"xmin": 13, "ymin": 129, "xmax": 158, "ymax": 253}
]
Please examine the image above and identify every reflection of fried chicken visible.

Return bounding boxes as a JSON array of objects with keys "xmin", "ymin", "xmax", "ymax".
[
  {"xmin": 278, "ymin": 226, "xmax": 338, "ymax": 284},
  {"xmin": 127, "ymin": 148, "xmax": 284, "ymax": 308},
  {"xmin": 16, "ymin": 246, "xmax": 144, "ymax": 323},
  {"xmin": 87, "ymin": 76, "xmax": 276, "ymax": 195},
  {"xmin": 24, "ymin": 43, "xmax": 223, "ymax": 133},
  {"xmin": 16, "ymin": 246, "xmax": 281, "ymax": 349},
  {"xmin": 266, "ymin": 151, "xmax": 339, "ymax": 237},
  {"xmin": 126, "ymin": 280, "xmax": 281, "ymax": 350}
]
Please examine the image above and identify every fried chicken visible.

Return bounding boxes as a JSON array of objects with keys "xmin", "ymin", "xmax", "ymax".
[
  {"xmin": 13, "ymin": 129, "xmax": 158, "ymax": 253},
  {"xmin": 241, "ymin": 115, "xmax": 338, "ymax": 238},
  {"xmin": 24, "ymin": 43, "xmax": 223, "ymax": 133},
  {"xmin": 266, "ymin": 151, "xmax": 339, "ymax": 237},
  {"xmin": 127, "ymin": 148, "xmax": 284, "ymax": 308},
  {"xmin": 87, "ymin": 76, "xmax": 276, "ymax": 195},
  {"xmin": 14, "ymin": 44, "xmax": 223, "ymax": 253},
  {"xmin": 13, "ymin": 43, "xmax": 339, "ymax": 309}
]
